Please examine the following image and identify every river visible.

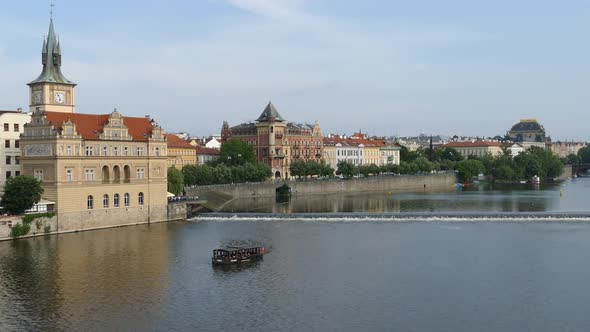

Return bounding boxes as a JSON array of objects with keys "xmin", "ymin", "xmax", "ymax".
[{"xmin": 1, "ymin": 178, "xmax": 590, "ymax": 331}]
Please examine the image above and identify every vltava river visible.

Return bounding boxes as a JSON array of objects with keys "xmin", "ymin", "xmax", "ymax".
[{"xmin": 1, "ymin": 178, "xmax": 590, "ymax": 331}]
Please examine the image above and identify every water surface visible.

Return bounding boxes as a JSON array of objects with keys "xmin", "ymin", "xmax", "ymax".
[{"xmin": 1, "ymin": 179, "xmax": 590, "ymax": 331}]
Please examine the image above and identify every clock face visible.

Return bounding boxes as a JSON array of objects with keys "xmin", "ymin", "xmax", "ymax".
[
  {"xmin": 34, "ymin": 91, "xmax": 42, "ymax": 104},
  {"xmin": 54, "ymin": 92, "xmax": 65, "ymax": 104}
]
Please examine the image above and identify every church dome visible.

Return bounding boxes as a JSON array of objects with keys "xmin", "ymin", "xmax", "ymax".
[{"xmin": 510, "ymin": 119, "xmax": 543, "ymax": 132}]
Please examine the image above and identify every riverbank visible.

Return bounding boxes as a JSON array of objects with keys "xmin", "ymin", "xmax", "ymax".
[{"xmin": 186, "ymin": 173, "xmax": 457, "ymax": 211}]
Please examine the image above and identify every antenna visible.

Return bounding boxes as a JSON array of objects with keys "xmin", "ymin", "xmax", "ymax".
[{"xmin": 50, "ymin": 0, "xmax": 55, "ymax": 19}]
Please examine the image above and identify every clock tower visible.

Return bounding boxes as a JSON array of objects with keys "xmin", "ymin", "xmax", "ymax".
[{"xmin": 28, "ymin": 18, "xmax": 76, "ymax": 113}]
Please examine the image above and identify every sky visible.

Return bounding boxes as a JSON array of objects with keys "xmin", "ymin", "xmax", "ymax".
[{"xmin": 0, "ymin": 0, "xmax": 589, "ymax": 140}]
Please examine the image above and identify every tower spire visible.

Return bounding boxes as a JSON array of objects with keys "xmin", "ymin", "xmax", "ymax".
[{"xmin": 28, "ymin": 15, "xmax": 75, "ymax": 86}]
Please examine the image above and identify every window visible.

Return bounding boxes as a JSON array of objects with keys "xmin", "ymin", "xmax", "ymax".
[
  {"xmin": 136, "ymin": 168, "xmax": 145, "ymax": 179},
  {"xmin": 34, "ymin": 169, "xmax": 43, "ymax": 181},
  {"xmin": 66, "ymin": 145, "xmax": 72, "ymax": 156},
  {"xmin": 3, "ymin": 123, "xmax": 8, "ymax": 131},
  {"xmin": 6, "ymin": 171, "xmax": 11, "ymax": 179},
  {"xmin": 124, "ymin": 193, "xmax": 130, "ymax": 207},
  {"xmin": 124, "ymin": 147, "xmax": 129, "ymax": 156},
  {"xmin": 15, "ymin": 171, "xmax": 20, "ymax": 176},
  {"xmin": 137, "ymin": 147, "xmax": 143, "ymax": 156},
  {"xmin": 114, "ymin": 194, "xmax": 120, "ymax": 207},
  {"xmin": 87, "ymin": 195, "xmax": 94, "ymax": 209},
  {"xmin": 113, "ymin": 147, "xmax": 119, "ymax": 156},
  {"xmin": 155, "ymin": 147, "xmax": 160, "ymax": 156},
  {"xmin": 103, "ymin": 146, "xmax": 108, "ymax": 156},
  {"xmin": 5, "ymin": 156, "xmax": 10, "ymax": 165},
  {"xmin": 85, "ymin": 169, "xmax": 95, "ymax": 181},
  {"xmin": 14, "ymin": 140, "xmax": 20, "ymax": 149},
  {"xmin": 4, "ymin": 140, "xmax": 9, "ymax": 148},
  {"xmin": 66, "ymin": 169, "xmax": 73, "ymax": 182},
  {"xmin": 85, "ymin": 146, "xmax": 94, "ymax": 156},
  {"xmin": 138, "ymin": 192, "xmax": 144, "ymax": 206},
  {"xmin": 103, "ymin": 194, "xmax": 109, "ymax": 208},
  {"xmin": 13, "ymin": 124, "xmax": 19, "ymax": 132}
]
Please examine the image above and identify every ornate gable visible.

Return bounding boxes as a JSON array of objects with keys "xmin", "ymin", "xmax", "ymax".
[{"xmin": 99, "ymin": 110, "xmax": 132, "ymax": 141}]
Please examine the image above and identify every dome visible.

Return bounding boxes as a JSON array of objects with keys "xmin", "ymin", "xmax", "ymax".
[{"xmin": 510, "ymin": 119, "xmax": 543, "ymax": 132}]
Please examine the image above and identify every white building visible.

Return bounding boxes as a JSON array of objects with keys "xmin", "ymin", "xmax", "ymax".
[
  {"xmin": 205, "ymin": 137, "xmax": 221, "ymax": 149},
  {"xmin": 508, "ymin": 143, "xmax": 525, "ymax": 158},
  {"xmin": 0, "ymin": 110, "xmax": 31, "ymax": 192}
]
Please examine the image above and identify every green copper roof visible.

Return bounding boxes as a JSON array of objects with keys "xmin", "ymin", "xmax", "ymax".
[
  {"xmin": 29, "ymin": 19, "xmax": 76, "ymax": 86},
  {"xmin": 256, "ymin": 101, "xmax": 285, "ymax": 122}
]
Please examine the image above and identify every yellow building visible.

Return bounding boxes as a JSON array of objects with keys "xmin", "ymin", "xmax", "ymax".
[
  {"xmin": 19, "ymin": 18, "xmax": 168, "ymax": 232},
  {"xmin": 443, "ymin": 141, "xmax": 504, "ymax": 158},
  {"xmin": 165, "ymin": 134, "xmax": 196, "ymax": 170}
]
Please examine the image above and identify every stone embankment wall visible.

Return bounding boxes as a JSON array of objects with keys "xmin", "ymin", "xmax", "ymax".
[
  {"xmin": 168, "ymin": 202, "xmax": 188, "ymax": 221},
  {"xmin": 0, "ymin": 215, "xmax": 58, "ymax": 241},
  {"xmin": 186, "ymin": 173, "xmax": 457, "ymax": 201}
]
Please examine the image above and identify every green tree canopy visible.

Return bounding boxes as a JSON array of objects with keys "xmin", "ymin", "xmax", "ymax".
[
  {"xmin": 578, "ymin": 146, "xmax": 590, "ymax": 163},
  {"xmin": 219, "ymin": 139, "xmax": 256, "ymax": 166},
  {"xmin": 336, "ymin": 161, "xmax": 357, "ymax": 179},
  {"xmin": 1, "ymin": 176, "xmax": 44, "ymax": 215},
  {"xmin": 167, "ymin": 167, "xmax": 184, "ymax": 196},
  {"xmin": 456, "ymin": 159, "xmax": 485, "ymax": 182}
]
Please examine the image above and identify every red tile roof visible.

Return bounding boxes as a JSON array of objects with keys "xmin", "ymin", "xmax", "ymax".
[
  {"xmin": 165, "ymin": 134, "xmax": 195, "ymax": 149},
  {"xmin": 443, "ymin": 141, "xmax": 503, "ymax": 148},
  {"xmin": 45, "ymin": 112, "xmax": 154, "ymax": 141},
  {"xmin": 323, "ymin": 137, "xmax": 394, "ymax": 148},
  {"xmin": 196, "ymin": 147, "xmax": 220, "ymax": 155}
]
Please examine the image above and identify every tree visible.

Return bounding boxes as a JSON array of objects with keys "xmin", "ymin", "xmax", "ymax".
[
  {"xmin": 336, "ymin": 161, "xmax": 357, "ymax": 179},
  {"xmin": 219, "ymin": 139, "xmax": 256, "ymax": 166},
  {"xmin": 565, "ymin": 154, "xmax": 582, "ymax": 165},
  {"xmin": 399, "ymin": 145, "xmax": 419, "ymax": 162},
  {"xmin": 578, "ymin": 147, "xmax": 590, "ymax": 163},
  {"xmin": 1, "ymin": 176, "xmax": 44, "ymax": 215},
  {"xmin": 456, "ymin": 159, "xmax": 485, "ymax": 182},
  {"xmin": 167, "ymin": 167, "xmax": 184, "ymax": 196},
  {"xmin": 437, "ymin": 147, "xmax": 464, "ymax": 162}
]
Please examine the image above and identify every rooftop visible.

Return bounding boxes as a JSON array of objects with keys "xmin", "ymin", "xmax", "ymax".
[{"xmin": 45, "ymin": 112, "xmax": 155, "ymax": 141}]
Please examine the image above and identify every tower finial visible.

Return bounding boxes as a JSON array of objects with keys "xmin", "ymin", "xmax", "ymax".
[{"xmin": 50, "ymin": 0, "xmax": 55, "ymax": 19}]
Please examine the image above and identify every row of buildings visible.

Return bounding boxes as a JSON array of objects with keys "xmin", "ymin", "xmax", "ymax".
[
  {"xmin": 439, "ymin": 120, "xmax": 586, "ymax": 159},
  {"xmin": 220, "ymin": 103, "xmax": 402, "ymax": 178}
]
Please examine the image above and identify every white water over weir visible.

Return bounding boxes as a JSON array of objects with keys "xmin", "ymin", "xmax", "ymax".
[{"xmin": 193, "ymin": 212, "xmax": 590, "ymax": 222}]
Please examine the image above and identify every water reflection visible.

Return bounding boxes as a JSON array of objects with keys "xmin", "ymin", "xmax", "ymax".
[
  {"xmin": 0, "ymin": 223, "xmax": 176, "ymax": 331},
  {"xmin": 220, "ymin": 178, "xmax": 590, "ymax": 214}
]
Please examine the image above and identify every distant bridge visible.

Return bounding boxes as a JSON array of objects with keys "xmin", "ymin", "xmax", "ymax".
[{"xmin": 571, "ymin": 164, "xmax": 590, "ymax": 176}]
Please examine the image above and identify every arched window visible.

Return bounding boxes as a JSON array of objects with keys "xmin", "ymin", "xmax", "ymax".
[
  {"xmin": 114, "ymin": 193, "xmax": 120, "ymax": 207},
  {"xmin": 103, "ymin": 194, "xmax": 109, "ymax": 208},
  {"xmin": 138, "ymin": 192, "xmax": 144, "ymax": 206},
  {"xmin": 87, "ymin": 195, "xmax": 93, "ymax": 209},
  {"xmin": 102, "ymin": 165, "xmax": 110, "ymax": 184},
  {"xmin": 124, "ymin": 193, "xmax": 130, "ymax": 207},
  {"xmin": 124, "ymin": 165, "xmax": 131, "ymax": 183},
  {"xmin": 113, "ymin": 165, "xmax": 121, "ymax": 183}
]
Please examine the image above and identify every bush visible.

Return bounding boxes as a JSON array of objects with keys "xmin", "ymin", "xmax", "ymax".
[{"xmin": 10, "ymin": 223, "xmax": 31, "ymax": 238}]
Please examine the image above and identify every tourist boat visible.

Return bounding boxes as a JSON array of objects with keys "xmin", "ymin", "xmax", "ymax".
[
  {"xmin": 212, "ymin": 246, "xmax": 265, "ymax": 265},
  {"xmin": 531, "ymin": 175, "xmax": 541, "ymax": 184}
]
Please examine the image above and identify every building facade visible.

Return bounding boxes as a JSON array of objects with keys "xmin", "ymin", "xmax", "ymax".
[
  {"xmin": 323, "ymin": 135, "xmax": 400, "ymax": 169},
  {"xmin": 19, "ymin": 18, "xmax": 168, "ymax": 231},
  {"xmin": 196, "ymin": 147, "xmax": 220, "ymax": 165},
  {"xmin": 550, "ymin": 141, "xmax": 586, "ymax": 158},
  {"xmin": 165, "ymin": 134, "xmax": 196, "ymax": 170},
  {"xmin": 0, "ymin": 110, "xmax": 31, "ymax": 192},
  {"xmin": 221, "ymin": 102, "xmax": 323, "ymax": 179},
  {"xmin": 442, "ymin": 141, "xmax": 504, "ymax": 158}
]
